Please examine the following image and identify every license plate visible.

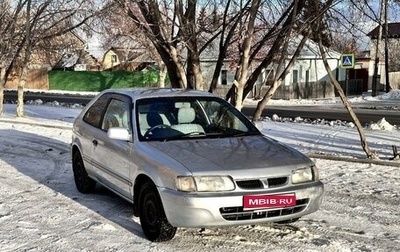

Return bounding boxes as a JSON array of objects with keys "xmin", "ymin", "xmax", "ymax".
[{"xmin": 243, "ymin": 193, "xmax": 296, "ymax": 210}]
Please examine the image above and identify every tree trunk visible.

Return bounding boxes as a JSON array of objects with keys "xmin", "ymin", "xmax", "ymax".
[
  {"xmin": 192, "ymin": 59, "xmax": 204, "ymax": 90},
  {"xmin": 317, "ymin": 37, "xmax": 377, "ymax": 159},
  {"xmin": 252, "ymin": 29, "xmax": 311, "ymax": 121},
  {"xmin": 156, "ymin": 45, "xmax": 187, "ymax": 88},
  {"xmin": 16, "ymin": 0, "xmax": 32, "ymax": 118},
  {"xmin": 241, "ymin": 0, "xmax": 306, "ymax": 104},
  {"xmin": 0, "ymin": 67, "xmax": 5, "ymax": 116},
  {"xmin": 233, "ymin": 0, "xmax": 261, "ymax": 110},
  {"xmin": 158, "ymin": 61, "xmax": 167, "ymax": 88},
  {"xmin": 253, "ymin": 80, "xmax": 281, "ymax": 120},
  {"xmin": 17, "ymin": 66, "xmax": 29, "ymax": 117}
]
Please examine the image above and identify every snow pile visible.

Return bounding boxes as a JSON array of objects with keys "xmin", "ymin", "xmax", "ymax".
[
  {"xmin": 24, "ymin": 99, "xmax": 85, "ymax": 108},
  {"xmin": 265, "ymin": 115, "xmax": 358, "ymax": 128},
  {"xmin": 368, "ymin": 118, "xmax": 396, "ymax": 131},
  {"xmin": 245, "ymin": 97, "xmax": 338, "ymax": 106},
  {"xmin": 364, "ymin": 89, "xmax": 400, "ymax": 101},
  {"xmin": 380, "ymin": 89, "xmax": 400, "ymax": 100},
  {"xmin": 347, "ymin": 96, "xmax": 365, "ymax": 103}
]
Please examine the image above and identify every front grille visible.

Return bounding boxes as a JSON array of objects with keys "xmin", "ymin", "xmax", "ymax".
[
  {"xmin": 236, "ymin": 180, "xmax": 263, "ymax": 189},
  {"xmin": 236, "ymin": 176, "xmax": 288, "ymax": 190},
  {"xmin": 267, "ymin": 177, "xmax": 288, "ymax": 187},
  {"xmin": 220, "ymin": 198, "xmax": 309, "ymax": 221}
]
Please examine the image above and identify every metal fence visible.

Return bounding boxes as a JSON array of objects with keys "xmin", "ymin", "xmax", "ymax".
[{"xmin": 262, "ymin": 81, "xmax": 335, "ymax": 99}]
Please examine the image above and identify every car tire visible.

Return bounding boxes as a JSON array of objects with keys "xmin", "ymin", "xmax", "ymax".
[
  {"xmin": 72, "ymin": 151, "xmax": 96, "ymax": 193},
  {"xmin": 139, "ymin": 182, "xmax": 177, "ymax": 242}
]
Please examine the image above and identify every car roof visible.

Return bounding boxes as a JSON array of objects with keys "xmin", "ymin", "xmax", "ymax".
[{"xmin": 100, "ymin": 88, "xmax": 217, "ymax": 102}]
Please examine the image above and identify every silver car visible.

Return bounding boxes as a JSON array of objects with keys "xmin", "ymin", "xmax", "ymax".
[{"xmin": 71, "ymin": 88, "xmax": 323, "ymax": 242}]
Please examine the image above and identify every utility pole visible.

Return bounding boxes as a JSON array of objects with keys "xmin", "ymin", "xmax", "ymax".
[
  {"xmin": 384, "ymin": 0, "xmax": 391, "ymax": 93},
  {"xmin": 372, "ymin": 0, "xmax": 385, "ymax": 97}
]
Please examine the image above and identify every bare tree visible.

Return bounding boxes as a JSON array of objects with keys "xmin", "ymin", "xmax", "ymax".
[
  {"xmin": 0, "ymin": 0, "xmax": 27, "ymax": 116},
  {"xmin": 16, "ymin": 0, "xmax": 32, "ymax": 117},
  {"xmin": 226, "ymin": 0, "xmax": 309, "ymax": 111},
  {"xmin": 253, "ymin": 31, "xmax": 312, "ymax": 121},
  {"xmin": 99, "ymin": 4, "xmax": 168, "ymax": 87},
  {"xmin": 313, "ymin": 0, "xmax": 377, "ymax": 159},
  {"xmin": 114, "ymin": 0, "xmax": 189, "ymax": 88},
  {"xmin": 112, "ymin": 0, "xmax": 310, "ymax": 104},
  {"xmin": 0, "ymin": 0, "xmax": 110, "ymax": 117},
  {"xmin": 251, "ymin": 0, "xmax": 335, "ymax": 121}
]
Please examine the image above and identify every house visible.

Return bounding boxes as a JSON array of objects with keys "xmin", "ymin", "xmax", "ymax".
[
  {"xmin": 6, "ymin": 31, "xmax": 102, "ymax": 89},
  {"xmin": 347, "ymin": 50, "xmax": 370, "ymax": 94},
  {"xmin": 31, "ymin": 30, "xmax": 101, "ymax": 71},
  {"xmin": 102, "ymin": 47, "xmax": 155, "ymax": 71},
  {"xmin": 265, "ymin": 36, "xmax": 345, "ymax": 99},
  {"xmin": 367, "ymin": 22, "xmax": 400, "ymax": 91},
  {"xmin": 53, "ymin": 50, "xmax": 102, "ymax": 71},
  {"xmin": 201, "ymin": 35, "xmax": 347, "ymax": 99},
  {"xmin": 50, "ymin": 32, "xmax": 102, "ymax": 71}
]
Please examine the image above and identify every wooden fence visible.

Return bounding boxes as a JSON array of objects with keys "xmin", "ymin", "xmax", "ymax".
[
  {"xmin": 5, "ymin": 69, "xmax": 49, "ymax": 89},
  {"xmin": 214, "ymin": 81, "xmax": 336, "ymax": 100}
]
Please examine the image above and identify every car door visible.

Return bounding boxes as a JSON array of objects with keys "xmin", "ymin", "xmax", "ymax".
[
  {"xmin": 90, "ymin": 94, "xmax": 135, "ymax": 199},
  {"xmin": 80, "ymin": 93, "xmax": 111, "ymax": 176}
]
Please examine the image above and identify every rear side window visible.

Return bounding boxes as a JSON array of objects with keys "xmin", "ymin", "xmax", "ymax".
[
  {"xmin": 101, "ymin": 99, "xmax": 131, "ymax": 131},
  {"xmin": 83, "ymin": 94, "xmax": 110, "ymax": 128}
]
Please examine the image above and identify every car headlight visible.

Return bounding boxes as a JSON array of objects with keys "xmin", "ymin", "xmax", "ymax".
[
  {"xmin": 292, "ymin": 167, "xmax": 314, "ymax": 184},
  {"xmin": 176, "ymin": 176, "xmax": 235, "ymax": 192}
]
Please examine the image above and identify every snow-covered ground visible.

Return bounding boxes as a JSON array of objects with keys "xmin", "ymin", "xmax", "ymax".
[{"xmin": 0, "ymin": 90, "xmax": 400, "ymax": 251}]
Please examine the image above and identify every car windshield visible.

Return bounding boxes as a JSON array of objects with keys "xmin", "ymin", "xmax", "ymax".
[{"xmin": 136, "ymin": 96, "xmax": 260, "ymax": 141}]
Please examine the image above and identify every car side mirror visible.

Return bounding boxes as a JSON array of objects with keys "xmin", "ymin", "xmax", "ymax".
[{"xmin": 107, "ymin": 127, "xmax": 132, "ymax": 141}]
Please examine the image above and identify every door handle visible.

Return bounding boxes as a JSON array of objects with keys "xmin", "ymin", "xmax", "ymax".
[{"xmin": 92, "ymin": 139, "xmax": 98, "ymax": 146}]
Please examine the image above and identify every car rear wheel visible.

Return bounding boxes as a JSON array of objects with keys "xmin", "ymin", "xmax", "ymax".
[
  {"xmin": 72, "ymin": 151, "xmax": 96, "ymax": 193},
  {"xmin": 139, "ymin": 182, "xmax": 177, "ymax": 242}
]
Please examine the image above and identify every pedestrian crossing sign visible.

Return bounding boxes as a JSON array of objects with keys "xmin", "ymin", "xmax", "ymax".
[{"xmin": 340, "ymin": 54, "xmax": 355, "ymax": 69}]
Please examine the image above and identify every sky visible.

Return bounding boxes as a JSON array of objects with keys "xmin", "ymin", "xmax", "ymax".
[{"xmin": 0, "ymin": 90, "xmax": 399, "ymax": 251}]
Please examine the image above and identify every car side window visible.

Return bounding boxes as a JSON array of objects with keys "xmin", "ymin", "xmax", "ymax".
[
  {"xmin": 83, "ymin": 94, "xmax": 110, "ymax": 128},
  {"xmin": 101, "ymin": 99, "xmax": 131, "ymax": 131}
]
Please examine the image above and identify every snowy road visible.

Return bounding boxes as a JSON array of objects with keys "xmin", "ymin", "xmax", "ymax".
[{"xmin": 1, "ymin": 112, "xmax": 400, "ymax": 251}]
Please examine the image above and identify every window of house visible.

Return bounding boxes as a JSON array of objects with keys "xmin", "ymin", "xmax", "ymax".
[
  {"xmin": 265, "ymin": 69, "xmax": 274, "ymax": 85},
  {"xmin": 221, "ymin": 70, "xmax": 228, "ymax": 85},
  {"xmin": 292, "ymin": 70, "xmax": 299, "ymax": 84},
  {"xmin": 111, "ymin": 55, "xmax": 117, "ymax": 63}
]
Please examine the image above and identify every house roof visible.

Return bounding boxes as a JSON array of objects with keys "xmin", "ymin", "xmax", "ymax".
[
  {"xmin": 287, "ymin": 35, "xmax": 340, "ymax": 59},
  {"xmin": 199, "ymin": 34, "xmax": 340, "ymax": 62},
  {"xmin": 104, "ymin": 47, "xmax": 154, "ymax": 63},
  {"xmin": 368, "ymin": 22, "xmax": 400, "ymax": 39}
]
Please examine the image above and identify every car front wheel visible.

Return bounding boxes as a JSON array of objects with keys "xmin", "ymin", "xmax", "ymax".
[
  {"xmin": 139, "ymin": 182, "xmax": 177, "ymax": 242},
  {"xmin": 72, "ymin": 151, "xmax": 96, "ymax": 193}
]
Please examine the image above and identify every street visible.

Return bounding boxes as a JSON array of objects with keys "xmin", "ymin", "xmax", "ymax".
[{"xmin": 4, "ymin": 90, "xmax": 400, "ymax": 125}]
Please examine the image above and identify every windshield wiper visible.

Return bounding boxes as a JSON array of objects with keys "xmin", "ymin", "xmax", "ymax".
[
  {"xmin": 226, "ymin": 131, "xmax": 260, "ymax": 137},
  {"xmin": 164, "ymin": 132, "xmax": 206, "ymax": 141}
]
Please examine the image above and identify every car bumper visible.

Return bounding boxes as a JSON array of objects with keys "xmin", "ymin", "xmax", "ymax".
[{"xmin": 159, "ymin": 181, "xmax": 324, "ymax": 228}]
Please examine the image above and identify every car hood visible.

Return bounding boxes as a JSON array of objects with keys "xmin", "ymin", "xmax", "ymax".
[{"xmin": 147, "ymin": 135, "xmax": 312, "ymax": 177}]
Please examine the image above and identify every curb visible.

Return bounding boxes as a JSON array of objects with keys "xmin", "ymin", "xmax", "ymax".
[{"xmin": 308, "ymin": 153, "xmax": 400, "ymax": 167}]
